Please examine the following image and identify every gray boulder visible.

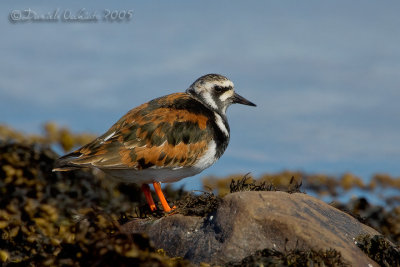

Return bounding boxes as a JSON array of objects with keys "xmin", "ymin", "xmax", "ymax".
[{"xmin": 122, "ymin": 191, "xmax": 381, "ymax": 266}]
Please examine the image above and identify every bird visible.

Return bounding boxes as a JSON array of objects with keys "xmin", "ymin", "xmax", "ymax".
[{"xmin": 53, "ymin": 74, "xmax": 256, "ymax": 212}]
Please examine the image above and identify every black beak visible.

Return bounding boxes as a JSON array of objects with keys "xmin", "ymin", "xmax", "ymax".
[{"xmin": 232, "ymin": 92, "xmax": 256, "ymax": 107}]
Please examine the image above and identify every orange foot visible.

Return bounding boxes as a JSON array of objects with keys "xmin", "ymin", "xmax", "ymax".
[
  {"xmin": 141, "ymin": 184, "xmax": 157, "ymax": 211},
  {"xmin": 141, "ymin": 182, "xmax": 176, "ymax": 213},
  {"xmin": 152, "ymin": 182, "xmax": 176, "ymax": 213}
]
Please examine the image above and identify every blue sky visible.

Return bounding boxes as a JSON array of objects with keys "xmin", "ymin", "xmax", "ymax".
[{"xmin": 1, "ymin": 1, "xmax": 400, "ymax": 189}]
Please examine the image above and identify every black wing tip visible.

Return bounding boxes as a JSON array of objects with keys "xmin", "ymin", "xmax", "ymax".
[
  {"xmin": 58, "ymin": 151, "xmax": 82, "ymax": 160},
  {"xmin": 53, "ymin": 151, "xmax": 83, "ymax": 172},
  {"xmin": 52, "ymin": 166, "xmax": 80, "ymax": 172}
]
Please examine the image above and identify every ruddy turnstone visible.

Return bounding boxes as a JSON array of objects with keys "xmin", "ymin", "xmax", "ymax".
[{"xmin": 53, "ymin": 74, "xmax": 256, "ymax": 212}]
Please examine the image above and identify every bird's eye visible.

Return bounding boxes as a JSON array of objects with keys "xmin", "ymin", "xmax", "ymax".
[{"xmin": 214, "ymin": 86, "xmax": 225, "ymax": 93}]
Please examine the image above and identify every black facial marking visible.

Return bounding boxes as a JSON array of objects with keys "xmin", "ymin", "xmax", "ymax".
[
  {"xmin": 208, "ymin": 114, "xmax": 230, "ymax": 158},
  {"xmin": 214, "ymin": 85, "xmax": 230, "ymax": 94}
]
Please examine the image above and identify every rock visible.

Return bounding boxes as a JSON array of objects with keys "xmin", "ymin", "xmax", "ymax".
[{"xmin": 122, "ymin": 191, "xmax": 383, "ymax": 266}]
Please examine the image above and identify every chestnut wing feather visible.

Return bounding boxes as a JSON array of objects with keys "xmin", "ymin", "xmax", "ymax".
[{"xmin": 65, "ymin": 94, "xmax": 213, "ymax": 170}]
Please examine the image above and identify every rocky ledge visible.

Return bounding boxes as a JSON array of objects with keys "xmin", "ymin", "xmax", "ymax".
[{"xmin": 123, "ymin": 191, "xmax": 391, "ymax": 266}]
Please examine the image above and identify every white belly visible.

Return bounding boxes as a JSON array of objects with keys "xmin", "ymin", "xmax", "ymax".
[
  {"xmin": 102, "ymin": 140, "xmax": 218, "ymax": 185},
  {"xmin": 102, "ymin": 166, "xmax": 203, "ymax": 184}
]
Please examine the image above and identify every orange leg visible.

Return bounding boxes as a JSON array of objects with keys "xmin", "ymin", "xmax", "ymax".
[
  {"xmin": 141, "ymin": 184, "xmax": 157, "ymax": 211},
  {"xmin": 152, "ymin": 182, "xmax": 175, "ymax": 212}
]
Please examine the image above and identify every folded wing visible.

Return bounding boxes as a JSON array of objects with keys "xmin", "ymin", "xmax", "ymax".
[{"xmin": 53, "ymin": 93, "xmax": 213, "ymax": 171}]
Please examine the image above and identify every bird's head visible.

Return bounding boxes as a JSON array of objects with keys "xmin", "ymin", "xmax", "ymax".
[{"xmin": 186, "ymin": 74, "xmax": 256, "ymax": 115}]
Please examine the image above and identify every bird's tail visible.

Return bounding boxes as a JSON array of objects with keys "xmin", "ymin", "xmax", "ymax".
[{"xmin": 52, "ymin": 151, "xmax": 83, "ymax": 172}]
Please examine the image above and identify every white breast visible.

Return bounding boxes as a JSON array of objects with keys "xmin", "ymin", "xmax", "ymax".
[{"xmin": 193, "ymin": 140, "xmax": 218, "ymax": 170}]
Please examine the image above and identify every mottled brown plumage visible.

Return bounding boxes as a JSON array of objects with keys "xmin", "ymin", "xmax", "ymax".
[
  {"xmin": 53, "ymin": 74, "xmax": 256, "ymax": 212},
  {"xmin": 56, "ymin": 93, "xmax": 216, "ymax": 171}
]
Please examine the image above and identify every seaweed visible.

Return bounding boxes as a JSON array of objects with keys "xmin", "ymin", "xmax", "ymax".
[
  {"xmin": 355, "ymin": 234, "xmax": 400, "ymax": 267},
  {"xmin": 229, "ymin": 247, "xmax": 349, "ymax": 267},
  {"xmin": 229, "ymin": 174, "xmax": 302, "ymax": 194},
  {"xmin": 174, "ymin": 191, "xmax": 222, "ymax": 217},
  {"xmin": 0, "ymin": 142, "xmax": 190, "ymax": 266}
]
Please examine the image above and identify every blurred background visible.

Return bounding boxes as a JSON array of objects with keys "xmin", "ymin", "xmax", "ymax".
[{"xmin": 1, "ymin": 1, "xmax": 399, "ymax": 196}]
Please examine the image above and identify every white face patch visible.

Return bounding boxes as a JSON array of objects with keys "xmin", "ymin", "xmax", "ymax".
[
  {"xmin": 194, "ymin": 80, "xmax": 234, "ymax": 93},
  {"xmin": 214, "ymin": 112, "xmax": 229, "ymax": 137},
  {"xmin": 201, "ymin": 91, "xmax": 218, "ymax": 110},
  {"xmin": 217, "ymin": 79, "xmax": 234, "ymax": 89},
  {"xmin": 219, "ymin": 90, "xmax": 234, "ymax": 102},
  {"xmin": 204, "ymin": 80, "xmax": 234, "ymax": 92},
  {"xmin": 188, "ymin": 76, "xmax": 235, "ymax": 112}
]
